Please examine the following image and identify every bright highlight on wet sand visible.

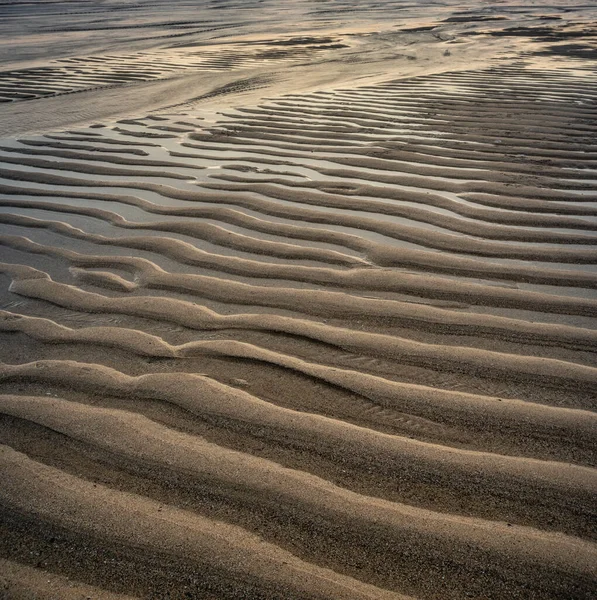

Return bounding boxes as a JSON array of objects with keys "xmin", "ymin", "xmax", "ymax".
[{"xmin": 0, "ymin": 1, "xmax": 596, "ymax": 599}]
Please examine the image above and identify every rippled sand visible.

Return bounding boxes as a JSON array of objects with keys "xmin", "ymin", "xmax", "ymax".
[{"xmin": 0, "ymin": 1, "xmax": 596, "ymax": 599}]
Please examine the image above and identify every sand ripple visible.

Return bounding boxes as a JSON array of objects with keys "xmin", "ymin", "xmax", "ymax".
[{"xmin": 0, "ymin": 61, "xmax": 596, "ymax": 599}]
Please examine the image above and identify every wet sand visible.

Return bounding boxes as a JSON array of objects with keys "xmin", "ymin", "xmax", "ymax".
[{"xmin": 0, "ymin": 1, "xmax": 596, "ymax": 599}]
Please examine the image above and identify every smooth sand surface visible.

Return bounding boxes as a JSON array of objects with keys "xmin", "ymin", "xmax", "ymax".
[{"xmin": 0, "ymin": 1, "xmax": 596, "ymax": 599}]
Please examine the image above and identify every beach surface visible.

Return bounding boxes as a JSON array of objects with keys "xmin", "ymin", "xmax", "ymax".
[{"xmin": 0, "ymin": 1, "xmax": 596, "ymax": 598}]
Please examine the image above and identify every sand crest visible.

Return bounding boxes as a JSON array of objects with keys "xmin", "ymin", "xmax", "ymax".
[{"xmin": 1, "ymin": 1, "xmax": 596, "ymax": 598}]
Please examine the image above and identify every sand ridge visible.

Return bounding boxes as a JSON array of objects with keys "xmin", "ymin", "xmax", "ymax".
[{"xmin": 0, "ymin": 1, "xmax": 597, "ymax": 598}]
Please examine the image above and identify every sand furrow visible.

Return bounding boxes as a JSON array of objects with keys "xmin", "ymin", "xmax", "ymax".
[
  {"xmin": 3, "ymin": 245, "xmax": 597, "ymax": 364},
  {"xmin": 1, "ymin": 44, "xmax": 597, "ymax": 598},
  {"xmin": 1, "ymin": 197, "xmax": 597, "ymax": 307},
  {"xmin": 0, "ymin": 199, "xmax": 594, "ymax": 314},
  {"xmin": 1, "ymin": 360, "xmax": 596, "ymax": 533},
  {"xmin": 1, "ymin": 182, "xmax": 596, "ymax": 285},
  {"xmin": 0, "ymin": 212, "xmax": 367, "ymax": 266},
  {"xmin": 0, "ymin": 394, "xmax": 595, "ymax": 599},
  {"xmin": 200, "ymin": 178, "xmax": 597, "ymax": 245},
  {"xmin": 1, "ymin": 312, "xmax": 595, "ymax": 462},
  {"xmin": 0, "ymin": 558, "xmax": 139, "ymax": 600},
  {"xmin": 0, "ymin": 444, "xmax": 411, "ymax": 600}
]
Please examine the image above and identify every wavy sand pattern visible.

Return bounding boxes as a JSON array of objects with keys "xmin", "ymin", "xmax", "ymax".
[{"xmin": 0, "ymin": 1, "xmax": 596, "ymax": 599}]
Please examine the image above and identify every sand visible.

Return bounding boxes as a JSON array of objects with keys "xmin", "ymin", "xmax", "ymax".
[{"xmin": 0, "ymin": 1, "xmax": 596, "ymax": 599}]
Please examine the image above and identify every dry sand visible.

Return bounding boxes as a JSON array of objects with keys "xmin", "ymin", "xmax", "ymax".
[{"xmin": 0, "ymin": 1, "xmax": 596, "ymax": 599}]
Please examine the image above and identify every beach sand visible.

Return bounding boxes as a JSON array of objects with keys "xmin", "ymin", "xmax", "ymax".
[{"xmin": 0, "ymin": 1, "xmax": 596, "ymax": 598}]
